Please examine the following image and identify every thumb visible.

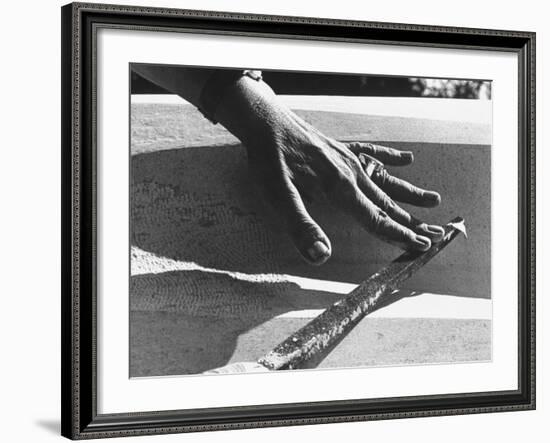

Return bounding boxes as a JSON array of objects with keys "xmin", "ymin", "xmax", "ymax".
[{"xmin": 265, "ymin": 177, "xmax": 332, "ymax": 265}]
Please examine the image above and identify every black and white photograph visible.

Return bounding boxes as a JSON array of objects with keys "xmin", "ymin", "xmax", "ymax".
[{"xmin": 129, "ymin": 65, "xmax": 492, "ymax": 377}]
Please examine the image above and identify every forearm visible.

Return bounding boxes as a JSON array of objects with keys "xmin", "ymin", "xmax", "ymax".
[
  {"xmin": 212, "ymin": 75, "xmax": 284, "ymax": 148},
  {"xmin": 132, "ymin": 65, "xmax": 281, "ymax": 149}
]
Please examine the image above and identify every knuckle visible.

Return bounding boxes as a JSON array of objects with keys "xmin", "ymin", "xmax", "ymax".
[
  {"xmin": 348, "ymin": 141, "xmax": 370, "ymax": 155},
  {"xmin": 374, "ymin": 168, "xmax": 389, "ymax": 186},
  {"xmin": 357, "ymin": 142, "xmax": 374, "ymax": 154},
  {"xmin": 384, "ymin": 197, "xmax": 398, "ymax": 212},
  {"xmin": 369, "ymin": 208, "xmax": 390, "ymax": 232},
  {"xmin": 373, "ymin": 193, "xmax": 397, "ymax": 214},
  {"xmin": 402, "ymin": 182, "xmax": 416, "ymax": 194},
  {"xmin": 296, "ymin": 219, "xmax": 321, "ymax": 238},
  {"xmin": 347, "ymin": 141, "xmax": 360, "ymax": 152}
]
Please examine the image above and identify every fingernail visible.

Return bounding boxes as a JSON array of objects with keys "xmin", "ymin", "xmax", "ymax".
[
  {"xmin": 426, "ymin": 224, "xmax": 445, "ymax": 241},
  {"xmin": 307, "ymin": 240, "xmax": 330, "ymax": 263},
  {"xmin": 424, "ymin": 191, "xmax": 441, "ymax": 205},
  {"xmin": 401, "ymin": 152, "xmax": 414, "ymax": 162},
  {"xmin": 413, "ymin": 235, "xmax": 431, "ymax": 251},
  {"xmin": 417, "ymin": 223, "xmax": 444, "ymax": 242}
]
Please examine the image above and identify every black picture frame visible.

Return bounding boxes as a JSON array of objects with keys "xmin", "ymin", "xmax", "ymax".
[{"xmin": 61, "ymin": 2, "xmax": 536, "ymax": 439}]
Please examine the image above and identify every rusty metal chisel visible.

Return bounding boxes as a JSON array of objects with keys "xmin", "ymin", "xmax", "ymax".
[{"xmin": 206, "ymin": 217, "xmax": 467, "ymax": 374}]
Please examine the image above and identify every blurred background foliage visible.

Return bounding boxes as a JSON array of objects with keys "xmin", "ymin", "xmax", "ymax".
[{"xmin": 409, "ymin": 78, "xmax": 491, "ymax": 99}]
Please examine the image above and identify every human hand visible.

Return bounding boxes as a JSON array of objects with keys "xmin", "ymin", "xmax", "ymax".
[{"xmin": 214, "ymin": 77, "xmax": 444, "ymax": 265}]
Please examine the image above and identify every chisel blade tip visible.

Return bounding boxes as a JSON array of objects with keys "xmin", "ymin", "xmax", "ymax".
[{"xmin": 447, "ymin": 217, "xmax": 467, "ymax": 238}]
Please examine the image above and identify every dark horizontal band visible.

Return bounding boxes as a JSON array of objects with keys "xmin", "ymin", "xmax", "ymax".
[{"xmin": 198, "ymin": 69, "xmax": 262, "ymax": 123}]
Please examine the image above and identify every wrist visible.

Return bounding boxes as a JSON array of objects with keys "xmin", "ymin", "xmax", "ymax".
[{"xmin": 212, "ymin": 75, "xmax": 281, "ymax": 147}]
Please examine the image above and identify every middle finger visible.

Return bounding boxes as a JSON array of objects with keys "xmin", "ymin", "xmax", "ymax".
[{"xmin": 356, "ymin": 170, "xmax": 444, "ymax": 242}]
